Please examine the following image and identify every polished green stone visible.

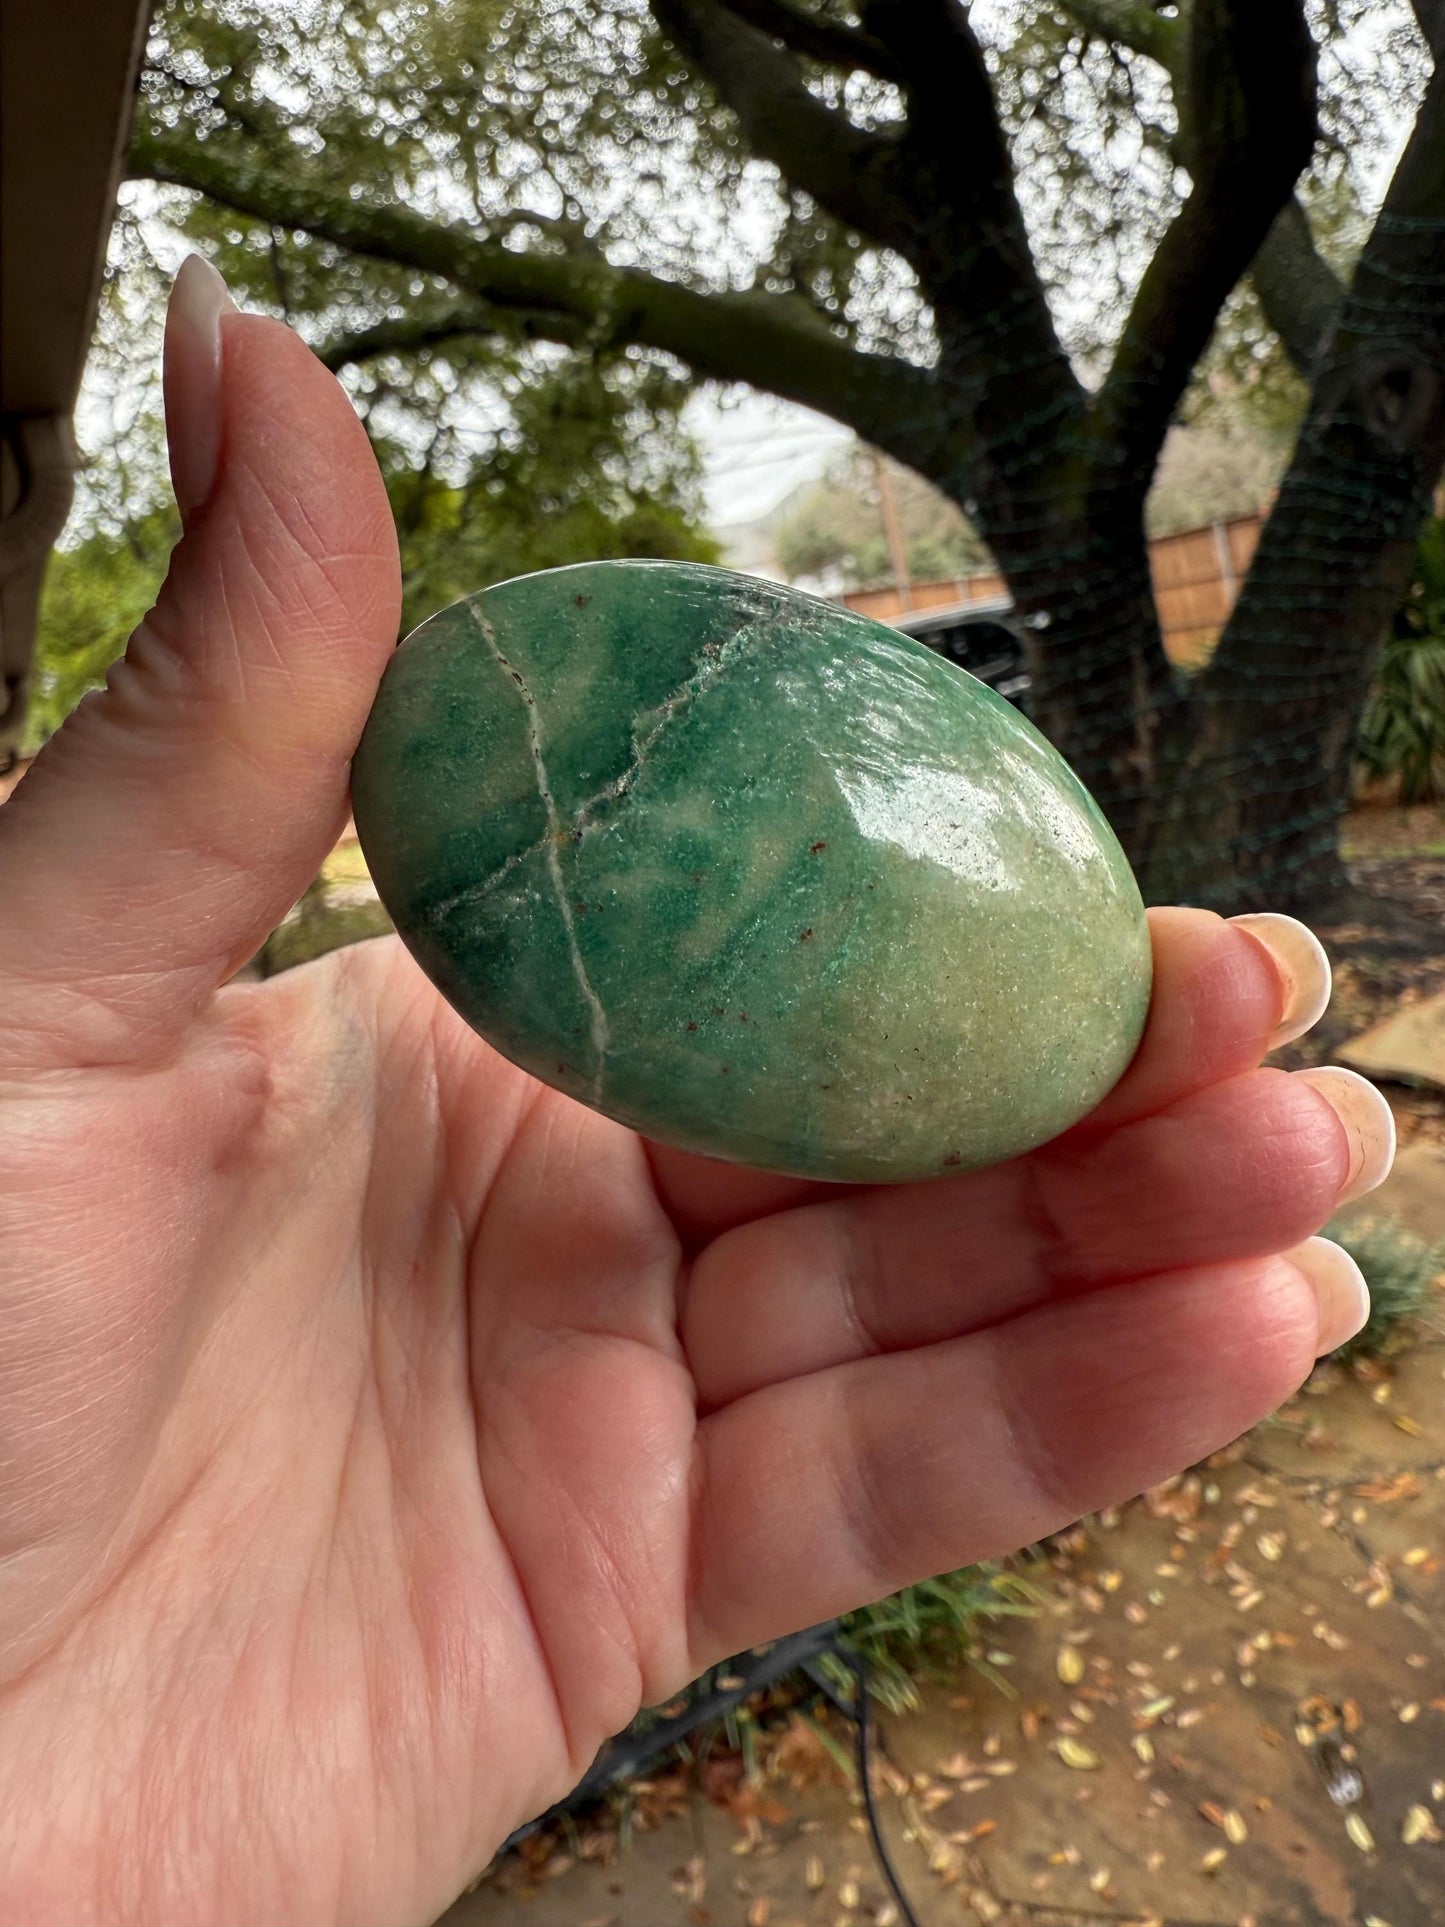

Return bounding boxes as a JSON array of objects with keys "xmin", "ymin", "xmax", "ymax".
[{"xmin": 351, "ymin": 561, "xmax": 1151, "ymax": 1182}]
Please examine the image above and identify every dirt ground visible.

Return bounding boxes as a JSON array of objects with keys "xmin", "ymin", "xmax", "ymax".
[
  {"xmin": 438, "ymin": 1052, "xmax": 1445, "ymax": 1927},
  {"xmin": 1287, "ymin": 820, "xmax": 1445, "ymax": 1156}
]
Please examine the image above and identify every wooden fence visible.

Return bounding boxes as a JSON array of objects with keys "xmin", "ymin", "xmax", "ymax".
[{"xmin": 841, "ymin": 512, "xmax": 1264, "ymax": 667}]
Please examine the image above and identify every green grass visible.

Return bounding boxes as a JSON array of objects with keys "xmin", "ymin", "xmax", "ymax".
[
  {"xmin": 1340, "ymin": 834, "xmax": 1445, "ymax": 860},
  {"xmin": 828, "ymin": 1564, "xmax": 1044, "ymax": 1712},
  {"xmin": 257, "ymin": 885, "xmax": 393, "ymax": 975},
  {"xmin": 323, "ymin": 841, "xmax": 373, "ymax": 886},
  {"xmin": 1321, "ymin": 1211, "xmax": 1443, "ymax": 1363}
]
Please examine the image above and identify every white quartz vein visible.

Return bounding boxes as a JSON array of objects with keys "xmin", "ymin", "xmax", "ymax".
[
  {"xmin": 572, "ymin": 615, "xmax": 766, "ymax": 834},
  {"xmin": 470, "ymin": 606, "xmax": 610, "ymax": 1102},
  {"xmin": 460, "ymin": 612, "xmax": 767, "ymax": 902}
]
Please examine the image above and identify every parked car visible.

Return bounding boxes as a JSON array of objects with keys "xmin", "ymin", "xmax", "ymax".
[{"xmin": 889, "ymin": 596, "xmax": 1031, "ymax": 711}]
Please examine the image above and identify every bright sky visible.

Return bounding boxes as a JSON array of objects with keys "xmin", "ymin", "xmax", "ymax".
[{"xmin": 690, "ymin": 390, "xmax": 852, "ymax": 529}]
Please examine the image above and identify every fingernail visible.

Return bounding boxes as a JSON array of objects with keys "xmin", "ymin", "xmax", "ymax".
[
  {"xmin": 163, "ymin": 255, "xmax": 237, "ymax": 525},
  {"xmin": 1229, "ymin": 912, "xmax": 1332, "ymax": 1047},
  {"xmin": 1287, "ymin": 1236, "xmax": 1370, "ymax": 1357},
  {"xmin": 1294, "ymin": 1065, "xmax": 1397, "ymax": 1203}
]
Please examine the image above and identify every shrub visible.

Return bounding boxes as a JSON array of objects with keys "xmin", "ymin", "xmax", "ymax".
[
  {"xmin": 1322, "ymin": 1211, "xmax": 1443, "ymax": 1363},
  {"xmin": 1356, "ymin": 517, "xmax": 1445, "ymax": 803}
]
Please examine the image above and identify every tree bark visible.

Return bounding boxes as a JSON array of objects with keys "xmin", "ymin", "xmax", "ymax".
[
  {"xmin": 1142, "ymin": 57, "xmax": 1445, "ymax": 909},
  {"xmin": 131, "ymin": 4, "xmax": 1444, "ymax": 916},
  {"xmin": 980, "ymin": 502, "xmax": 1182, "ymax": 861}
]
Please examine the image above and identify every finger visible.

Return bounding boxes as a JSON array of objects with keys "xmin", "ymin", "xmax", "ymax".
[
  {"xmin": 643, "ymin": 1142, "xmax": 836, "ymax": 1251},
  {"xmin": 686, "ymin": 1248, "xmax": 1358, "ymax": 1667},
  {"xmin": 1084, "ymin": 907, "xmax": 1330, "ymax": 1129},
  {"xmin": 684, "ymin": 1064, "xmax": 1379, "ymax": 1409},
  {"xmin": 0, "ymin": 258, "xmax": 400, "ymax": 1070}
]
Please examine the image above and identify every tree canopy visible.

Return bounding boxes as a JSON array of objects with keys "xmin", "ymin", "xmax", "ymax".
[{"xmin": 60, "ymin": 0, "xmax": 1445, "ymax": 903}]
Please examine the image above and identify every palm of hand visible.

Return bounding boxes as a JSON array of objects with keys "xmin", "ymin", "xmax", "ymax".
[{"xmin": 0, "ymin": 298, "xmax": 1357, "ymax": 1927}]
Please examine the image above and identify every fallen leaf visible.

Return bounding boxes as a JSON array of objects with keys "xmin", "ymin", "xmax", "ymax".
[
  {"xmin": 1200, "ymin": 1847, "xmax": 1227, "ymax": 1873},
  {"xmin": 1346, "ymin": 1813, "xmax": 1376, "ymax": 1854},
  {"xmin": 1354, "ymin": 1472, "xmax": 1421, "ymax": 1502},
  {"xmin": 747, "ymin": 1900, "xmax": 771, "ymax": 1927},
  {"xmin": 1056, "ymin": 1739, "xmax": 1100, "ymax": 1771},
  {"xmin": 1089, "ymin": 1867, "xmax": 1111, "ymax": 1893},
  {"xmin": 1224, "ymin": 1810, "xmax": 1249, "ymax": 1845},
  {"xmin": 1402, "ymin": 1805, "xmax": 1441, "ymax": 1845},
  {"xmin": 1399, "ymin": 1703, "xmax": 1420, "ymax": 1723},
  {"xmin": 1394, "ymin": 1415, "xmax": 1424, "ymax": 1437},
  {"xmin": 805, "ymin": 1856, "xmax": 825, "ymax": 1892},
  {"xmin": 1057, "ymin": 1645, "xmax": 1085, "ymax": 1686}
]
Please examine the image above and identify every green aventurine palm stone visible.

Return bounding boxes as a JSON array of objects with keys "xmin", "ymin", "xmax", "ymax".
[{"xmin": 351, "ymin": 561, "xmax": 1151, "ymax": 1182}]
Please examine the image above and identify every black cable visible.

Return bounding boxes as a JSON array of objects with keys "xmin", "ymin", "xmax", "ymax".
[
  {"xmin": 838, "ymin": 1649, "xmax": 926, "ymax": 1927},
  {"xmin": 500, "ymin": 1630, "xmax": 931, "ymax": 1927}
]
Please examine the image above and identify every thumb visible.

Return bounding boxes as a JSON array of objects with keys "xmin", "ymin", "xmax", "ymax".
[{"xmin": 0, "ymin": 257, "xmax": 402, "ymax": 1070}]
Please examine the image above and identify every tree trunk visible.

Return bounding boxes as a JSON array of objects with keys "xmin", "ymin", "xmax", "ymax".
[
  {"xmin": 978, "ymin": 500, "xmax": 1182, "ymax": 868},
  {"xmin": 1141, "ymin": 59, "xmax": 1445, "ymax": 912}
]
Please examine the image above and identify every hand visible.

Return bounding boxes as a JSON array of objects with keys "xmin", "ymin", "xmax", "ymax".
[{"xmin": 0, "ymin": 262, "xmax": 1390, "ymax": 1927}]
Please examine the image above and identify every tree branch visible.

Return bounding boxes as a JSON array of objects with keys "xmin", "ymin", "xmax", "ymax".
[
  {"xmin": 860, "ymin": 0, "xmax": 1041, "ymax": 292},
  {"xmin": 654, "ymin": 0, "xmax": 1082, "ymax": 493},
  {"xmin": 1203, "ymin": 51, "xmax": 1445, "ymax": 699},
  {"xmin": 717, "ymin": 0, "xmax": 902, "ymax": 80},
  {"xmin": 1410, "ymin": 0, "xmax": 1445, "ymax": 59},
  {"xmin": 315, "ymin": 302, "xmax": 591, "ymax": 370},
  {"xmin": 1062, "ymin": 0, "xmax": 1344, "ymax": 383},
  {"xmin": 130, "ymin": 123, "xmax": 953, "ymax": 473},
  {"xmin": 1094, "ymin": 0, "xmax": 1317, "ymax": 484},
  {"xmin": 648, "ymin": 0, "xmax": 910, "ymax": 246},
  {"xmin": 1055, "ymin": 0, "xmax": 1183, "ymax": 66},
  {"xmin": 1249, "ymin": 195, "xmax": 1345, "ymax": 373}
]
